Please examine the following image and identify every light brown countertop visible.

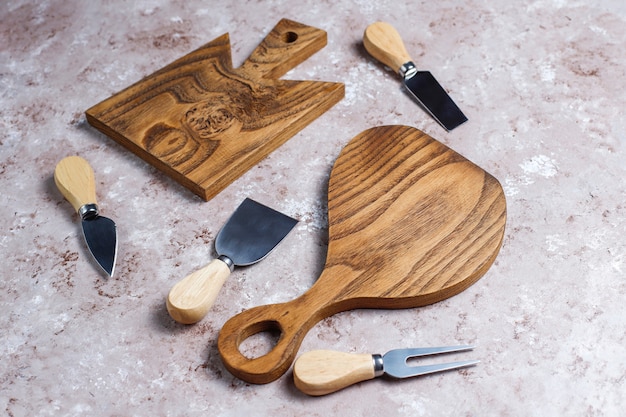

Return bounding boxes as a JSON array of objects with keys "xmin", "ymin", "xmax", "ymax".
[{"xmin": 2, "ymin": 0, "xmax": 625, "ymax": 415}]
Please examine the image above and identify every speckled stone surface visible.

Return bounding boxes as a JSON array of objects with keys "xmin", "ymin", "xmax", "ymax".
[{"xmin": 2, "ymin": 1, "xmax": 625, "ymax": 416}]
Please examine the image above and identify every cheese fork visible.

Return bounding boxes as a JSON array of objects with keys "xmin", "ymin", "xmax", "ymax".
[{"xmin": 293, "ymin": 345, "xmax": 478, "ymax": 396}]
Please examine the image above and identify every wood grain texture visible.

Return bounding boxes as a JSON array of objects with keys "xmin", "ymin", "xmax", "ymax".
[
  {"xmin": 166, "ymin": 258, "xmax": 231, "ymax": 324},
  {"xmin": 86, "ymin": 19, "xmax": 344, "ymax": 201},
  {"xmin": 293, "ymin": 350, "xmax": 375, "ymax": 396},
  {"xmin": 217, "ymin": 125, "xmax": 507, "ymax": 384},
  {"xmin": 363, "ymin": 21, "xmax": 412, "ymax": 73},
  {"xmin": 54, "ymin": 156, "xmax": 98, "ymax": 213}
]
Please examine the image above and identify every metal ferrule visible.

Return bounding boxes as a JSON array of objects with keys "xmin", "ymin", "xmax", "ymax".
[
  {"xmin": 399, "ymin": 61, "xmax": 418, "ymax": 79},
  {"xmin": 372, "ymin": 353, "xmax": 384, "ymax": 377},
  {"xmin": 218, "ymin": 254, "xmax": 235, "ymax": 272},
  {"xmin": 79, "ymin": 203, "xmax": 99, "ymax": 221}
]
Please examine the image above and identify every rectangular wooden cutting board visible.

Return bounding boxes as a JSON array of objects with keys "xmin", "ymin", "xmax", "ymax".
[{"xmin": 86, "ymin": 19, "xmax": 344, "ymax": 201}]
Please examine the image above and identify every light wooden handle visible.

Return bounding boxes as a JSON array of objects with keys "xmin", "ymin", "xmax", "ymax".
[
  {"xmin": 293, "ymin": 350, "xmax": 376, "ymax": 396},
  {"xmin": 363, "ymin": 22, "xmax": 412, "ymax": 74},
  {"xmin": 54, "ymin": 156, "xmax": 98, "ymax": 213},
  {"xmin": 166, "ymin": 258, "xmax": 232, "ymax": 324}
]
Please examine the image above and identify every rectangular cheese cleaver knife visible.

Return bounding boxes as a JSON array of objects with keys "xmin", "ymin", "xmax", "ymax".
[
  {"xmin": 166, "ymin": 198, "xmax": 298, "ymax": 324},
  {"xmin": 363, "ymin": 22, "xmax": 467, "ymax": 131},
  {"xmin": 54, "ymin": 156, "xmax": 118, "ymax": 277}
]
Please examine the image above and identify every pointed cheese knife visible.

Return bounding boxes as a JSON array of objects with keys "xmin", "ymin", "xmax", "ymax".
[
  {"xmin": 54, "ymin": 156, "xmax": 118, "ymax": 277},
  {"xmin": 363, "ymin": 22, "xmax": 468, "ymax": 131}
]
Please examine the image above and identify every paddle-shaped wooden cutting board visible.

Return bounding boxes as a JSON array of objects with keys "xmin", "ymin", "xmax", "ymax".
[
  {"xmin": 86, "ymin": 19, "xmax": 344, "ymax": 201},
  {"xmin": 218, "ymin": 125, "xmax": 507, "ymax": 384}
]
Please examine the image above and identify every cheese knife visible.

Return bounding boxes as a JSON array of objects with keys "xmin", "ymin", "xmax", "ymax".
[
  {"xmin": 363, "ymin": 22, "xmax": 468, "ymax": 131},
  {"xmin": 166, "ymin": 198, "xmax": 298, "ymax": 324},
  {"xmin": 54, "ymin": 156, "xmax": 118, "ymax": 277}
]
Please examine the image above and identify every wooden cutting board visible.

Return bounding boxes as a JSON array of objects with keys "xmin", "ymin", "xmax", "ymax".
[
  {"xmin": 85, "ymin": 19, "xmax": 344, "ymax": 201},
  {"xmin": 217, "ymin": 125, "xmax": 507, "ymax": 384}
]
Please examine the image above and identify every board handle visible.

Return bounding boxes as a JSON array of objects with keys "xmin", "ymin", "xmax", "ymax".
[
  {"xmin": 166, "ymin": 258, "xmax": 232, "ymax": 324},
  {"xmin": 54, "ymin": 156, "xmax": 98, "ymax": 214},
  {"xmin": 239, "ymin": 18, "xmax": 328, "ymax": 80},
  {"xmin": 293, "ymin": 350, "xmax": 376, "ymax": 396},
  {"xmin": 217, "ymin": 290, "xmax": 330, "ymax": 384},
  {"xmin": 363, "ymin": 22, "xmax": 413, "ymax": 75}
]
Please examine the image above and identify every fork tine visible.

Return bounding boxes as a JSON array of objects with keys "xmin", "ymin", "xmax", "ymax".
[
  {"xmin": 383, "ymin": 345, "xmax": 477, "ymax": 378},
  {"xmin": 396, "ymin": 359, "xmax": 480, "ymax": 379},
  {"xmin": 396, "ymin": 345, "xmax": 475, "ymax": 358}
]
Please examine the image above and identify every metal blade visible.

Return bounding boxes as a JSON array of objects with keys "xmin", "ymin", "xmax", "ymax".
[
  {"xmin": 215, "ymin": 198, "xmax": 298, "ymax": 266},
  {"xmin": 383, "ymin": 345, "xmax": 477, "ymax": 379},
  {"xmin": 82, "ymin": 215, "xmax": 118, "ymax": 277},
  {"xmin": 404, "ymin": 71, "xmax": 468, "ymax": 131}
]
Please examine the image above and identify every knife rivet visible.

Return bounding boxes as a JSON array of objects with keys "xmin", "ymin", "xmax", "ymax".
[
  {"xmin": 373, "ymin": 353, "xmax": 384, "ymax": 377},
  {"xmin": 79, "ymin": 203, "xmax": 99, "ymax": 220},
  {"xmin": 218, "ymin": 255, "xmax": 235, "ymax": 272},
  {"xmin": 399, "ymin": 61, "xmax": 417, "ymax": 79}
]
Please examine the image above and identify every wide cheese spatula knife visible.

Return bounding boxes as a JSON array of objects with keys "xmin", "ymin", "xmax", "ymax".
[
  {"xmin": 54, "ymin": 156, "xmax": 118, "ymax": 277},
  {"xmin": 166, "ymin": 198, "xmax": 297, "ymax": 324},
  {"xmin": 363, "ymin": 22, "xmax": 468, "ymax": 131}
]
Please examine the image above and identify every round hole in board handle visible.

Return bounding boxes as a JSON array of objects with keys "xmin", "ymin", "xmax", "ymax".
[
  {"xmin": 236, "ymin": 320, "xmax": 283, "ymax": 360},
  {"xmin": 282, "ymin": 31, "xmax": 298, "ymax": 43}
]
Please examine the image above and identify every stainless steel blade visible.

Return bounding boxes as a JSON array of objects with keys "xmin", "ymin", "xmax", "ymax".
[
  {"xmin": 82, "ymin": 215, "xmax": 118, "ymax": 277},
  {"xmin": 215, "ymin": 198, "xmax": 298, "ymax": 266},
  {"xmin": 383, "ymin": 345, "xmax": 477, "ymax": 379},
  {"xmin": 403, "ymin": 71, "xmax": 468, "ymax": 131},
  {"xmin": 363, "ymin": 22, "xmax": 468, "ymax": 131}
]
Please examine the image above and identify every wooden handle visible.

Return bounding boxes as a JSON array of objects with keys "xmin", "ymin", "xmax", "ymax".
[
  {"xmin": 217, "ymin": 283, "xmax": 337, "ymax": 384},
  {"xmin": 54, "ymin": 156, "xmax": 98, "ymax": 213},
  {"xmin": 166, "ymin": 258, "xmax": 232, "ymax": 324},
  {"xmin": 363, "ymin": 22, "xmax": 412, "ymax": 74},
  {"xmin": 217, "ymin": 302, "xmax": 309, "ymax": 384},
  {"xmin": 240, "ymin": 18, "xmax": 328, "ymax": 80},
  {"xmin": 293, "ymin": 350, "xmax": 375, "ymax": 396}
]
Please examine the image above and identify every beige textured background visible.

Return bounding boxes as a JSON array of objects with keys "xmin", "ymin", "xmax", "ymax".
[{"xmin": 2, "ymin": 0, "xmax": 625, "ymax": 415}]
